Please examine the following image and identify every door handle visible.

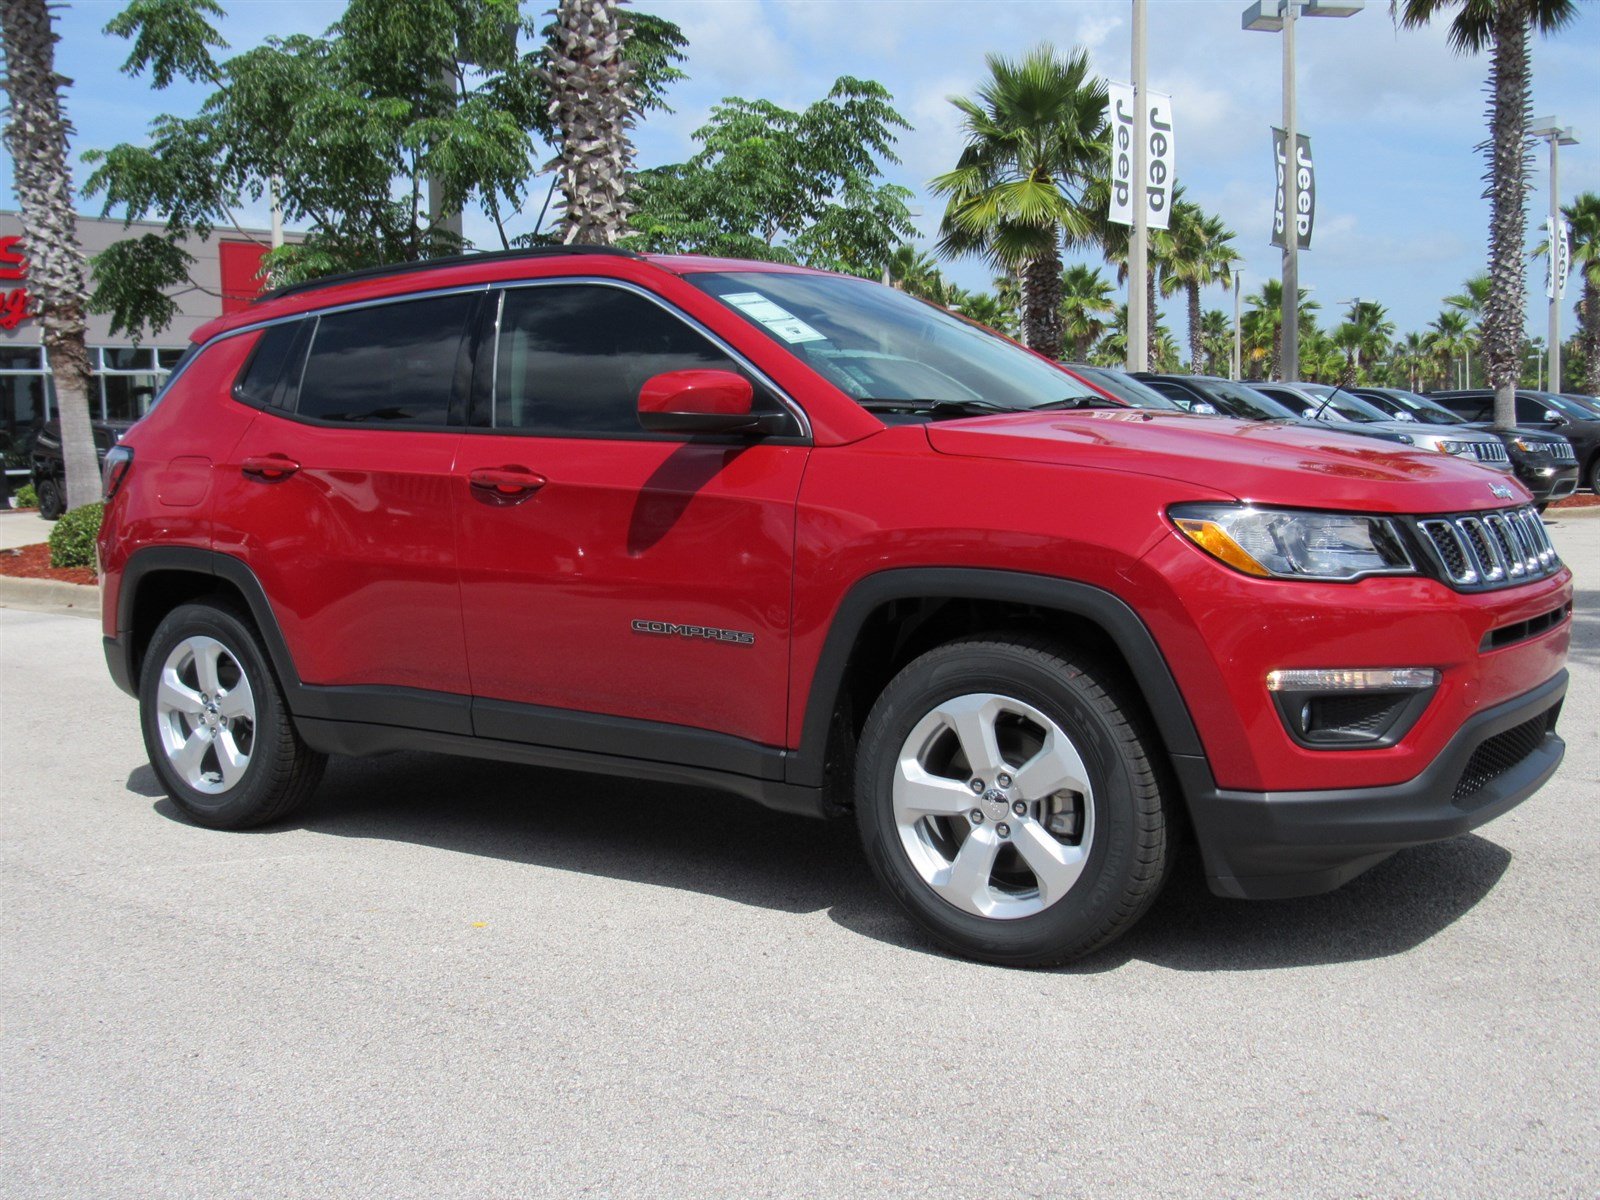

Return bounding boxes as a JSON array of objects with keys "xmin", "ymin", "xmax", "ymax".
[
  {"xmin": 468, "ymin": 466, "xmax": 548, "ymax": 502},
  {"xmin": 241, "ymin": 454, "xmax": 300, "ymax": 481}
]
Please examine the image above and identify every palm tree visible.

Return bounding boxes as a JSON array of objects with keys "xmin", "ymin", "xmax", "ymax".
[
  {"xmin": 1244, "ymin": 279, "xmax": 1318, "ymax": 380},
  {"xmin": 0, "ymin": 0, "xmax": 100, "ymax": 512},
  {"xmin": 956, "ymin": 291, "xmax": 1017, "ymax": 336},
  {"xmin": 1343, "ymin": 300, "xmax": 1396, "ymax": 379},
  {"xmin": 1444, "ymin": 273, "xmax": 1490, "ymax": 386},
  {"xmin": 886, "ymin": 246, "xmax": 947, "ymax": 300},
  {"xmin": 1060, "ymin": 263, "xmax": 1115, "ymax": 360},
  {"xmin": 1427, "ymin": 309, "xmax": 1473, "ymax": 388},
  {"xmin": 1558, "ymin": 191, "xmax": 1600, "ymax": 393},
  {"xmin": 1396, "ymin": 0, "xmax": 1579, "ymax": 428},
  {"xmin": 1199, "ymin": 308, "xmax": 1232, "ymax": 376},
  {"xmin": 1161, "ymin": 203, "xmax": 1237, "ymax": 374},
  {"xmin": 932, "ymin": 45, "xmax": 1108, "ymax": 358},
  {"xmin": 547, "ymin": 0, "xmax": 635, "ymax": 243},
  {"xmin": 1392, "ymin": 331, "xmax": 1430, "ymax": 390}
]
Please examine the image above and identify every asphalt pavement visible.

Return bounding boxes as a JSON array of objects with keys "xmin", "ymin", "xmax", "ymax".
[{"xmin": 2, "ymin": 515, "xmax": 1597, "ymax": 1199}]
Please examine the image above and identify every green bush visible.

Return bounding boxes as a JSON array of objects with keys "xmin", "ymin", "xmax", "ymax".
[
  {"xmin": 13, "ymin": 482, "xmax": 37, "ymax": 508},
  {"xmin": 48, "ymin": 502, "xmax": 103, "ymax": 569}
]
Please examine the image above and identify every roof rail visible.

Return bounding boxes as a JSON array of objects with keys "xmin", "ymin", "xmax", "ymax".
[{"xmin": 256, "ymin": 244, "xmax": 641, "ymax": 303}]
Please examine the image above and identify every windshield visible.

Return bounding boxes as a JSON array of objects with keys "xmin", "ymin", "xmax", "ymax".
[
  {"xmin": 1294, "ymin": 384, "xmax": 1393, "ymax": 422},
  {"xmin": 1189, "ymin": 379, "xmax": 1299, "ymax": 421},
  {"xmin": 687, "ymin": 271, "xmax": 1104, "ymax": 412},
  {"xmin": 1070, "ymin": 366, "xmax": 1182, "ymax": 410},
  {"xmin": 1529, "ymin": 391, "xmax": 1600, "ymax": 422},
  {"xmin": 1359, "ymin": 388, "xmax": 1466, "ymax": 425}
]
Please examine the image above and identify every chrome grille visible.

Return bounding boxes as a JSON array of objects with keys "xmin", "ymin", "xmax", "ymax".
[
  {"xmin": 1470, "ymin": 441, "xmax": 1510, "ymax": 464},
  {"xmin": 1416, "ymin": 505, "xmax": 1559, "ymax": 591},
  {"xmin": 1551, "ymin": 443, "xmax": 1578, "ymax": 464}
]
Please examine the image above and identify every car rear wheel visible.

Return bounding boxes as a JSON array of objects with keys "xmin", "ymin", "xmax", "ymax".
[
  {"xmin": 36, "ymin": 477, "xmax": 63, "ymax": 520},
  {"xmin": 140, "ymin": 601, "xmax": 325, "ymax": 829},
  {"xmin": 854, "ymin": 636, "xmax": 1171, "ymax": 966}
]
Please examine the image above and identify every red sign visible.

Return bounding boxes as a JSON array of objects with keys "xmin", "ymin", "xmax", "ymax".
[
  {"xmin": 218, "ymin": 240, "xmax": 270, "ymax": 313},
  {"xmin": 0, "ymin": 235, "xmax": 31, "ymax": 330}
]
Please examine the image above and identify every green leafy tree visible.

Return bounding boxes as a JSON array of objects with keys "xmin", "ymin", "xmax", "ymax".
[
  {"xmin": 626, "ymin": 77, "xmax": 913, "ymax": 274},
  {"xmin": 1341, "ymin": 300, "xmax": 1396, "ymax": 381},
  {"xmin": 953, "ymin": 291, "xmax": 1017, "ymax": 337},
  {"xmin": 1059, "ymin": 263, "xmax": 1114, "ymax": 360},
  {"xmin": 886, "ymin": 245, "xmax": 951, "ymax": 302},
  {"xmin": 1541, "ymin": 191, "xmax": 1600, "ymax": 393},
  {"xmin": 1243, "ymin": 279, "xmax": 1318, "ymax": 380},
  {"xmin": 932, "ymin": 45, "xmax": 1107, "ymax": 359},
  {"xmin": 1, "ymin": 0, "xmax": 100, "ymax": 510},
  {"xmin": 1199, "ymin": 307, "xmax": 1232, "ymax": 376},
  {"xmin": 84, "ymin": 0, "xmax": 686, "ymax": 338},
  {"xmin": 1395, "ymin": 0, "xmax": 1579, "ymax": 428},
  {"xmin": 1427, "ymin": 308, "xmax": 1473, "ymax": 388}
]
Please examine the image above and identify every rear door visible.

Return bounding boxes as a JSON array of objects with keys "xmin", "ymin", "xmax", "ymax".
[
  {"xmin": 450, "ymin": 281, "xmax": 809, "ymax": 750},
  {"xmin": 217, "ymin": 291, "xmax": 480, "ymax": 701}
]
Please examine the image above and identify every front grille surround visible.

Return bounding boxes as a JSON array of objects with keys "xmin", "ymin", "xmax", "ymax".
[
  {"xmin": 1412, "ymin": 505, "xmax": 1560, "ymax": 592},
  {"xmin": 1469, "ymin": 441, "xmax": 1510, "ymax": 465}
]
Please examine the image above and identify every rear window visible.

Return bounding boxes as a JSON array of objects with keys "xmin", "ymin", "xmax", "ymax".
[{"xmin": 232, "ymin": 322, "xmax": 305, "ymax": 410}]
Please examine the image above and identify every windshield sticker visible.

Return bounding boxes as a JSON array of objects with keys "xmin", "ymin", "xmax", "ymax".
[{"xmin": 722, "ymin": 291, "xmax": 828, "ymax": 344}]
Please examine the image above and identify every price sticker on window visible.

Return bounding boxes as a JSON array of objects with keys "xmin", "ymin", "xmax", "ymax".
[{"xmin": 722, "ymin": 292, "xmax": 827, "ymax": 344}]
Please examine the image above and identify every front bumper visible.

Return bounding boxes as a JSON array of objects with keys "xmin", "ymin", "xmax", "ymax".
[
  {"xmin": 1190, "ymin": 669, "xmax": 1566, "ymax": 899},
  {"xmin": 1511, "ymin": 460, "xmax": 1578, "ymax": 503}
]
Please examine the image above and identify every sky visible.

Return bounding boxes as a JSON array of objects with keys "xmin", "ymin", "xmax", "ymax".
[{"xmin": 3, "ymin": 0, "xmax": 1596, "ymax": 339}]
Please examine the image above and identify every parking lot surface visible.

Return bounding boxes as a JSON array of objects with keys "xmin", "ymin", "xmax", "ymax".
[{"xmin": 3, "ymin": 515, "xmax": 1597, "ymax": 1199}]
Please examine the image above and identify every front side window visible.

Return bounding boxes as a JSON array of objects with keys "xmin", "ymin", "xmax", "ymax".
[
  {"xmin": 688, "ymin": 271, "xmax": 1102, "ymax": 412},
  {"xmin": 488, "ymin": 284, "xmax": 776, "ymax": 436},
  {"xmin": 297, "ymin": 293, "xmax": 474, "ymax": 425}
]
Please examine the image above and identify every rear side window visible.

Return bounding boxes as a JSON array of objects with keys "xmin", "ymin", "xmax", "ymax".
[
  {"xmin": 297, "ymin": 293, "xmax": 475, "ymax": 425},
  {"xmin": 233, "ymin": 322, "xmax": 305, "ymax": 409},
  {"xmin": 488, "ymin": 285, "xmax": 772, "ymax": 436}
]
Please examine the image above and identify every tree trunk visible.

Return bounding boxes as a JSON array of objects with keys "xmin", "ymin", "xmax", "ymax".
[
  {"xmin": 1582, "ymin": 282, "xmax": 1600, "ymax": 394},
  {"xmin": 1020, "ymin": 251, "xmax": 1064, "ymax": 360},
  {"xmin": 546, "ymin": 0, "xmax": 634, "ymax": 244},
  {"xmin": 1270, "ymin": 327, "xmax": 1282, "ymax": 381},
  {"xmin": 1146, "ymin": 272, "xmax": 1158, "ymax": 365},
  {"xmin": 1187, "ymin": 282, "xmax": 1202, "ymax": 375},
  {"xmin": 1, "ymin": 0, "xmax": 100, "ymax": 512},
  {"xmin": 1483, "ymin": 1, "xmax": 1532, "ymax": 431}
]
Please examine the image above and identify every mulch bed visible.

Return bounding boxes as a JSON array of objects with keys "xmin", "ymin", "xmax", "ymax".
[
  {"xmin": 1551, "ymin": 494, "xmax": 1600, "ymax": 509},
  {"xmin": 0, "ymin": 542, "xmax": 96, "ymax": 586}
]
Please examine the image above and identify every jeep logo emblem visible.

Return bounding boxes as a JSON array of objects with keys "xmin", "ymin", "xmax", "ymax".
[{"xmin": 1490, "ymin": 483, "xmax": 1514, "ymax": 500}]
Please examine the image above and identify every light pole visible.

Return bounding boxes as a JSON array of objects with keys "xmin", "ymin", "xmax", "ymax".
[
  {"xmin": 1243, "ymin": 0, "xmax": 1362, "ymax": 382},
  {"xmin": 1232, "ymin": 265, "xmax": 1244, "ymax": 380},
  {"xmin": 1127, "ymin": 0, "xmax": 1150, "ymax": 372},
  {"xmin": 1530, "ymin": 116, "xmax": 1578, "ymax": 393}
]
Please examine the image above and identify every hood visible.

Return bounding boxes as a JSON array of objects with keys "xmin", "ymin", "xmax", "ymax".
[
  {"xmin": 925, "ymin": 409, "xmax": 1530, "ymax": 515},
  {"xmin": 1352, "ymin": 420, "xmax": 1498, "ymax": 443}
]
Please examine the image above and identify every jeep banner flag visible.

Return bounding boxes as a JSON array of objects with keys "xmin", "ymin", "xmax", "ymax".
[
  {"xmin": 1546, "ymin": 216, "xmax": 1572, "ymax": 300},
  {"xmin": 1270, "ymin": 128, "xmax": 1314, "ymax": 250},
  {"xmin": 1106, "ymin": 83, "xmax": 1175, "ymax": 231}
]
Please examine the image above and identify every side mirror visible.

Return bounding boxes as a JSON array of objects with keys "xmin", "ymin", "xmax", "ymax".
[
  {"xmin": 1542, "ymin": 410, "xmax": 1566, "ymax": 425},
  {"xmin": 1192, "ymin": 402, "xmax": 1218, "ymax": 415},
  {"xmin": 638, "ymin": 369, "xmax": 779, "ymax": 435}
]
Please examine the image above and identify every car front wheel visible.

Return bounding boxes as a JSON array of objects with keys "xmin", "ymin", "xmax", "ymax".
[
  {"xmin": 36, "ymin": 477, "xmax": 63, "ymax": 520},
  {"xmin": 139, "ymin": 601, "xmax": 325, "ymax": 829},
  {"xmin": 855, "ymin": 636, "xmax": 1171, "ymax": 966}
]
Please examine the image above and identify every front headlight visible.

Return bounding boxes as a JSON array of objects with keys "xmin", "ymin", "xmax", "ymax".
[
  {"xmin": 1437, "ymin": 440, "xmax": 1474, "ymax": 456},
  {"xmin": 1510, "ymin": 436, "xmax": 1546, "ymax": 454},
  {"xmin": 1169, "ymin": 504, "xmax": 1415, "ymax": 581}
]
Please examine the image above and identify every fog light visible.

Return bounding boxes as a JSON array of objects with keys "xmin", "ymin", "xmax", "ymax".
[{"xmin": 1267, "ymin": 668, "xmax": 1439, "ymax": 692}]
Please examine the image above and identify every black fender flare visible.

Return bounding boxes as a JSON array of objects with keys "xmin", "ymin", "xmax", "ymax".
[{"xmin": 785, "ymin": 568, "xmax": 1213, "ymax": 800}]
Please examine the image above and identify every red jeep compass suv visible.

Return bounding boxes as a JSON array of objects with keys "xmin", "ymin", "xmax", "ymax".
[{"xmin": 97, "ymin": 247, "xmax": 1571, "ymax": 965}]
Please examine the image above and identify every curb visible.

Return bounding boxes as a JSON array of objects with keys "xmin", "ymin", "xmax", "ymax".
[
  {"xmin": 1546, "ymin": 504, "xmax": 1600, "ymax": 520},
  {"xmin": 0, "ymin": 574, "xmax": 99, "ymax": 611}
]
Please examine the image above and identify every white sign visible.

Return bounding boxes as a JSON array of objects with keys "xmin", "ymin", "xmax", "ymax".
[
  {"xmin": 722, "ymin": 291, "xmax": 827, "ymax": 344},
  {"xmin": 1546, "ymin": 216, "xmax": 1572, "ymax": 300},
  {"xmin": 1107, "ymin": 83, "xmax": 1175, "ymax": 231}
]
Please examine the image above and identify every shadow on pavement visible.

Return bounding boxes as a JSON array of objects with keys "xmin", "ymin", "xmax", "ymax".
[
  {"xmin": 141, "ymin": 748, "xmax": 1513, "ymax": 973},
  {"xmin": 1565, "ymin": 588, "xmax": 1600, "ymax": 669}
]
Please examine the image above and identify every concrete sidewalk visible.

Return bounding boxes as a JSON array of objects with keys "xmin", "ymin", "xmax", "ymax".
[{"xmin": 0, "ymin": 508, "xmax": 53, "ymax": 551}]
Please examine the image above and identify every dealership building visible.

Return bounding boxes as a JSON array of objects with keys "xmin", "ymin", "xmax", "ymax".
[{"xmin": 0, "ymin": 211, "xmax": 284, "ymax": 483}]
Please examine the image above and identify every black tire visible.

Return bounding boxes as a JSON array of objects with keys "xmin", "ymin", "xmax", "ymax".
[
  {"xmin": 139, "ymin": 600, "xmax": 325, "ymax": 830},
  {"xmin": 36, "ymin": 476, "xmax": 63, "ymax": 520},
  {"xmin": 1587, "ymin": 455, "xmax": 1600, "ymax": 495},
  {"xmin": 855, "ymin": 635, "xmax": 1170, "ymax": 966}
]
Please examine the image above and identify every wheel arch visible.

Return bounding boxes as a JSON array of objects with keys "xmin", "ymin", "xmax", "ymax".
[
  {"xmin": 117, "ymin": 548, "xmax": 302, "ymax": 697},
  {"xmin": 789, "ymin": 568, "xmax": 1215, "ymax": 812}
]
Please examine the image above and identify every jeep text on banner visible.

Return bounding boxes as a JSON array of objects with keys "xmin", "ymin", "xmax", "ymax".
[
  {"xmin": 1106, "ymin": 83, "xmax": 1175, "ymax": 231},
  {"xmin": 1270, "ymin": 128, "xmax": 1314, "ymax": 250}
]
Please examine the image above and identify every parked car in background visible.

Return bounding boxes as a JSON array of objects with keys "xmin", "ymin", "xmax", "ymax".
[
  {"xmin": 1060, "ymin": 364, "xmax": 1192, "ymax": 412},
  {"xmin": 1558, "ymin": 393, "xmax": 1600, "ymax": 419},
  {"xmin": 1354, "ymin": 386, "xmax": 1579, "ymax": 509},
  {"xmin": 1432, "ymin": 389, "xmax": 1597, "ymax": 494},
  {"xmin": 1135, "ymin": 373, "xmax": 1414, "ymax": 445},
  {"xmin": 1251, "ymin": 381, "xmax": 1513, "ymax": 473},
  {"xmin": 29, "ymin": 418, "xmax": 134, "ymax": 519}
]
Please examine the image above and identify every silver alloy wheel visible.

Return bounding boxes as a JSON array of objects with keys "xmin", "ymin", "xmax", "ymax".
[
  {"xmin": 154, "ymin": 635, "xmax": 257, "ymax": 795},
  {"xmin": 892, "ymin": 692, "xmax": 1095, "ymax": 920}
]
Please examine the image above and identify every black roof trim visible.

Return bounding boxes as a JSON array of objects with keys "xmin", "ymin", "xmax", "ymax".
[{"xmin": 256, "ymin": 245, "xmax": 641, "ymax": 304}]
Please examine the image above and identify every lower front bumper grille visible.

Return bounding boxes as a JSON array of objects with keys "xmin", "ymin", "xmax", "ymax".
[{"xmin": 1453, "ymin": 704, "xmax": 1561, "ymax": 805}]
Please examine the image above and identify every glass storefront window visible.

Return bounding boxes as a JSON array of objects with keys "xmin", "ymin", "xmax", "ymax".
[
  {"xmin": 1, "ymin": 373, "xmax": 51, "ymax": 471},
  {"xmin": 103, "ymin": 373, "xmax": 161, "ymax": 422},
  {"xmin": 103, "ymin": 347, "xmax": 153, "ymax": 371},
  {"xmin": 0, "ymin": 346, "xmax": 41, "ymax": 370},
  {"xmin": 0, "ymin": 344, "xmax": 179, "ymax": 471}
]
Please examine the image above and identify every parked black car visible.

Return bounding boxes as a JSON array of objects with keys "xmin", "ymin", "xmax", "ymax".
[
  {"xmin": 1134, "ymin": 373, "xmax": 1414, "ymax": 445},
  {"xmin": 1430, "ymin": 389, "xmax": 1597, "ymax": 495},
  {"xmin": 1060, "ymin": 363, "xmax": 1190, "ymax": 411},
  {"xmin": 29, "ymin": 419, "xmax": 133, "ymax": 519},
  {"xmin": 1353, "ymin": 386, "xmax": 1579, "ymax": 508}
]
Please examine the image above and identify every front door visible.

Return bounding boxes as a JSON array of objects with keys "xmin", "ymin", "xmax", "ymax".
[{"xmin": 451, "ymin": 282, "xmax": 809, "ymax": 749}]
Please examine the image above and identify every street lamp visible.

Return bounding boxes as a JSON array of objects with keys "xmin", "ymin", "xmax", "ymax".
[
  {"xmin": 1231, "ymin": 262, "xmax": 1245, "ymax": 380},
  {"xmin": 1530, "ymin": 116, "xmax": 1579, "ymax": 392},
  {"xmin": 1243, "ymin": 0, "xmax": 1363, "ymax": 382}
]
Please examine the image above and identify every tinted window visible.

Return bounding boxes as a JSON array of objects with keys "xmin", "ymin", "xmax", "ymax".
[
  {"xmin": 233, "ymin": 322, "xmax": 303, "ymax": 409},
  {"xmin": 491, "ymin": 285, "xmax": 763, "ymax": 436},
  {"xmin": 298, "ymin": 294, "xmax": 474, "ymax": 425}
]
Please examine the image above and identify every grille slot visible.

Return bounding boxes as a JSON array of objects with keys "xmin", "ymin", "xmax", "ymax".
[
  {"xmin": 1453, "ymin": 710, "xmax": 1554, "ymax": 804},
  {"xmin": 1552, "ymin": 444, "xmax": 1578, "ymax": 464},
  {"xmin": 1481, "ymin": 603, "xmax": 1571, "ymax": 651},
  {"xmin": 1414, "ymin": 506, "xmax": 1560, "ymax": 592},
  {"xmin": 1471, "ymin": 441, "xmax": 1510, "ymax": 464}
]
